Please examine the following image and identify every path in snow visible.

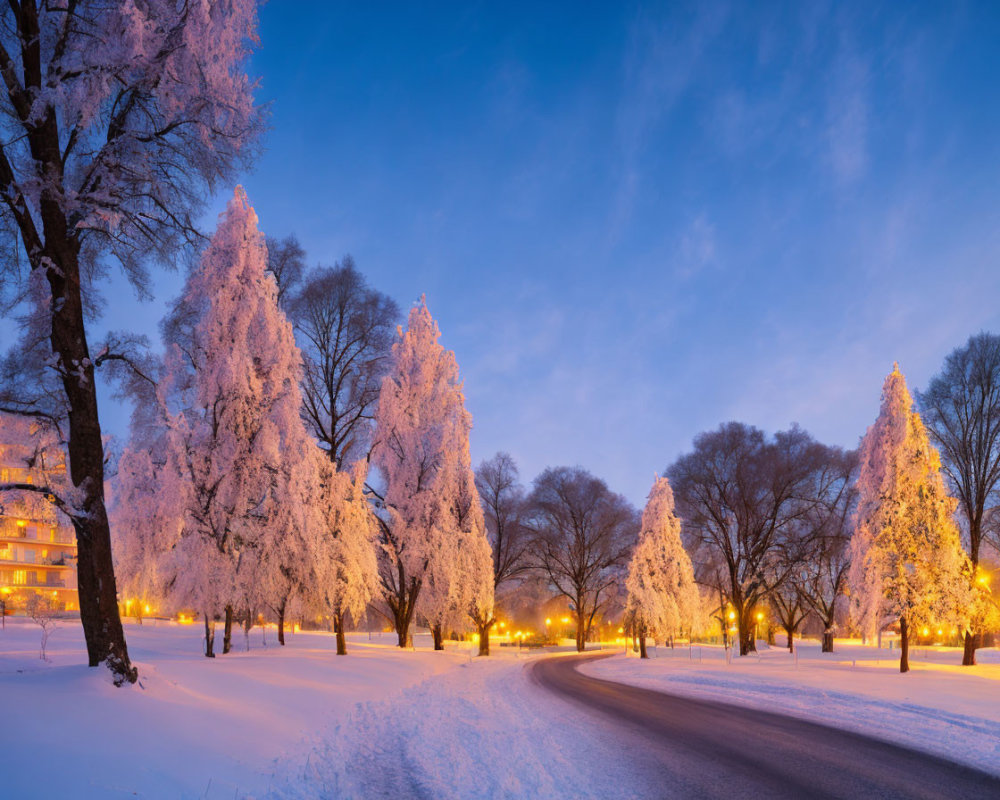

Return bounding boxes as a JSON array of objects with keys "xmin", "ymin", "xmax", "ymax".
[
  {"xmin": 269, "ymin": 651, "xmax": 667, "ymax": 800},
  {"xmin": 580, "ymin": 641, "xmax": 1000, "ymax": 776},
  {"xmin": 536, "ymin": 652, "xmax": 1000, "ymax": 799}
]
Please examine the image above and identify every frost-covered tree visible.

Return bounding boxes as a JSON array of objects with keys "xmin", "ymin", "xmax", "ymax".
[
  {"xmin": 420, "ymin": 438, "xmax": 494, "ymax": 653},
  {"xmin": 919, "ymin": 333, "xmax": 1000, "ymax": 665},
  {"xmin": 311, "ymin": 455, "xmax": 380, "ymax": 656},
  {"xmin": 0, "ymin": 0, "xmax": 262, "ymax": 685},
  {"xmin": 849, "ymin": 364, "xmax": 971, "ymax": 673},
  {"xmin": 153, "ymin": 188, "xmax": 315, "ymax": 657},
  {"xmin": 371, "ymin": 298, "xmax": 492, "ymax": 649},
  {"xmin": 112, "ymin": 446, "xmax": 176, "ymax": 621},
  {"xmin": 624, "ymin": 477, "xmax": 699, "ymax": 658}
]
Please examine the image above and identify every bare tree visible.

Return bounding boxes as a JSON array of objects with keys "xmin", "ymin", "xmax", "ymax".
[
  {"xmin": 266, "ymin": 234, "xmax": 306, "ymax": 307},
  {"xmin": 797, "ymin": 451, "xmax": 857, "ymax": 652},
  {"xmin": 0, "ymin": 2, "xmax": 262, "ymax": 685},
  {"xmin": 26, "ymin": 594, "xmax": 56, "ymax": 661},
  {"xmin": 669, "ymin": 423, "xmax": 839, "ymax": 656},
  {"xmin": 769, "ymin": 543, "xmax": 811, "ymax": 654},
  {"xmin": 919, "ymin": 332, "xmax": 1000, "ymax": 665},
  {"xmin": 527, "ymin": 466, "xmax": 637, "ymax": 652},
  {"xmin": 290, "ymin": 258, "xmax": 400, "ymax": 466},
  {"xmin": 474, "ymin": 452, "xmax": 532, "ymax": 653}
]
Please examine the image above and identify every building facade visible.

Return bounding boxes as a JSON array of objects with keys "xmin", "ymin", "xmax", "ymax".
[{"xmin": 0, "ymin": 417, "xmax": 78, "ymax": 614}]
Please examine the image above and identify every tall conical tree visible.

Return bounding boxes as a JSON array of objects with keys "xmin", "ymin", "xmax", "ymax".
[
  {"xmin": 848, "ymin": 364, "xmax": 971, "ymax": 673},
  {"xmin": 625, "ymin": 476, "xmax": 700, "ymax": 658},
  {"xmin": 372, "ymin": 297, "xmax": 493, "ymax": 649},
  {"xmin": 151, "ymin": 187, "xmax": 317, "ymax": 655}
]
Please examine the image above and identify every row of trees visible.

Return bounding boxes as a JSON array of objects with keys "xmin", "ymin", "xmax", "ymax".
[
  {"xmin": 111, "ymin": 191, "xmax": 503, "ymax": 659},
  {"xmin": 0, "ymin": 2, "xmax": 995, "ymax": 689},
  {"xmin": 621, "ymin": 350, "xmax": 1000, "ymax": 673}
]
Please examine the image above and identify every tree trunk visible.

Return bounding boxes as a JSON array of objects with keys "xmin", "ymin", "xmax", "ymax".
[
  {"xmin": 432, "ymin": 624, "xmax": 444, "ymax": 651},
  {"xmin": 37, "ymin": 211, "xmax": 137, "ymax": 685},
  {"xmin": 277, "ymin": 599, "xmax": 286, "ymax": 646},
  {"xmin": 899, "ymin": 617, "xmax": 910, "ymax": 673},
  {"xmin": 576, "ymin": 614, "xmax": 586, "ymax": 653},
  {"xmin": 639, "ymin": 625, "xmax": 648, "ymax": 659},
  {"xmin": 785, "ymin": 624, "xmax": 795, "ymax": 653},
  {"xmin": 739, "ymin": 618, "xmax": 756, "ymax": 656},
  {"xmin": 335, "ymin": 610, "xmax": 347, "ymax": 655},
  {"xmin": 391, "ymin": 572, "xmax": 420, "ymax": 648},
  {"xmin": 223, "ymin": 605, "xmax": 234, "ymax": 654},
  {"xmin": 962, "ymin": 630, "xmax": 978, "ymax": 666},
  {"xmin": 478, "ymin": 621, "xmax": 491, "ymax": 656},
  {"xmin": 204, "ymin": 614, "xmax": 215, "ymax": 658},
  {"xmin": 821, "ymin": 628, "xmax": 834, "ymax": 653}
]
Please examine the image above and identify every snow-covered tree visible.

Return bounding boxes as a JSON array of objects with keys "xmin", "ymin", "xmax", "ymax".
[
  {"xmin": 371, "ymin": 298, "xmax": 493, "ymax": 649},
  {"xmin": 624, "ymin": 477, "xmax": 699, "ymax": 658},
  {"xmin": 112, "ymin": 446, "xmax": 177, "ymax": 622},
  {"xmin": 311, "ymin": 455, "xmax": 380, "ymax": 655},
  {"xmin": 849, "ymin": 364, "xmax": 972, "ymax": 673},
  {"xmin": 153, "ymin": 188, "xmax": 315, "ymax": 657},
  {"xmin": 919, "ymin": 333, "xmax": 1000, "ymax": 665},
  {"xmin": 0, "ymin": 0, "xmax": 262, "ymax": 685},
  {"xmin": 420, "ymin": 436, "xmax": 494, "ymax": 652}
]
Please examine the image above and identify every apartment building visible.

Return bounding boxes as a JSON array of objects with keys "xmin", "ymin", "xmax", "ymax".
[{"xmin": 0, "ymin": 416, "xmax": 78, "ymax": 613}]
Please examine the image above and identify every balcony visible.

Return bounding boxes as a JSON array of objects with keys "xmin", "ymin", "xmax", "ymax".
[
  {"xmin": 0, "ymin": 555, "xmax": 72, "ymax": 567},
  {"xmin": 1, "ymin": 578, "xmax": 67, "ymax": 589},
  {"xmin": 0, "ymin": 522, "xmax": 75, "ymax": 546}
]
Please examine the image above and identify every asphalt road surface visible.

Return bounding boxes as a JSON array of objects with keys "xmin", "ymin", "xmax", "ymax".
[{"xmin": 530, "ymin": 652, "xmax": 1000, "ymax": 799}]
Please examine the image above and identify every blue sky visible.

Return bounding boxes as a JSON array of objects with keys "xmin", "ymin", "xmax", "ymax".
[{"xmin": 99, "ymin": 1, "xmax": 1000, "ymax": 506}]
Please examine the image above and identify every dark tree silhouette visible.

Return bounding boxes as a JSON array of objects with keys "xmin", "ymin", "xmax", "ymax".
[{"xmin": 527, "ymin": 466, "xmax": 637, "ymax": 652}]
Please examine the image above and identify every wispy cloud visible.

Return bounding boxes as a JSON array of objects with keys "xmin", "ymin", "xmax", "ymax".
[
  {"xmin": 825, "ymin": 39, "xmax": 869, "ymax": 184},
  {"xmin": 609, "ymin": 4, "xmax": 730, "ymax": 240}
]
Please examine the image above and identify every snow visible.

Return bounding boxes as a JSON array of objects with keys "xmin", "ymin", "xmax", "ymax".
[
  {"xmin": 580, "ymin": 638, "xmax": 1000, "ymax": 776},
  {"xmin": 6, "ymin": 620, "xmax": 1000, "ymax": 798},
  {"xmin": 269, "ymin": 650, "xmax": 661, "ymax": 800},
  {"xmin": 0, "ymin": 620, "xmax": 465, "ymax": 798}
]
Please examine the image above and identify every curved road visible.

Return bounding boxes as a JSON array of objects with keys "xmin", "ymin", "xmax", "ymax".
[{"xmin": 530, "ymin": 652, "xmax": 1000, "ymax": 799}]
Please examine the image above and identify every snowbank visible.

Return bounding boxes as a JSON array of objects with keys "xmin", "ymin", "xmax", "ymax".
[{"xmin": 579, "ymin": 639, "xmax": 1000, "ymax": 775}]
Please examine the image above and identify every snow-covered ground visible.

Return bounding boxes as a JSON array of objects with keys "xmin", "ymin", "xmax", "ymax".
[
  {"xmin": 0, "ymin": 619, "xmax": 468, "ymax": 798},
  {"xmin": 1, "ymin": 619, "xmax": 648, "ymax": 799},
  {"xmin": 580, "ymin": 639, "xmax": 1000, "ymax": 776},
  {"xmin": 269, "ymin": 649, "xmax": 667, "ymax": 800},
  {"xmin": 6, "ymin": 620, "xmax": 1000, "ymax": 798}
]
